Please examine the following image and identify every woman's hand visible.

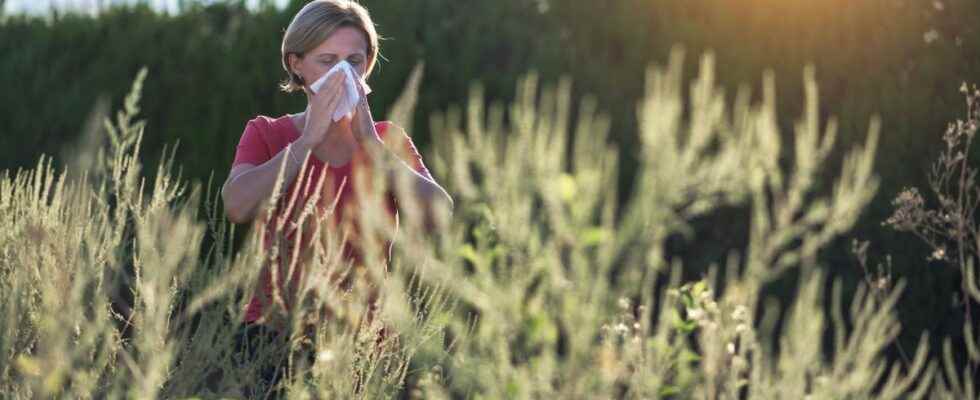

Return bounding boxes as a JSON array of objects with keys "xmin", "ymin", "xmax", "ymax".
[
  {"xmin": 300, "ymin": 72, "xmax": 348, "ymax": 148},
  {"xmin": 351, "ymin": 73, "xmax": 383, "ymax": 148}
]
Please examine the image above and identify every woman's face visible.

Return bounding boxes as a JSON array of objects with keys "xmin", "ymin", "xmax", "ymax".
[{"xmin": 290, "ymin": 25, "xmax": 369, "ymax": 92}]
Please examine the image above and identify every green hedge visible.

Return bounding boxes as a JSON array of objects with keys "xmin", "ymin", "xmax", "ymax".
[
  {"xmin": 4, "ymin": 1, "xmax": 976, "ymax": 190},
  {"xmin": 2, "ymin": 0, "xmax": 979, "ymax": 357}
]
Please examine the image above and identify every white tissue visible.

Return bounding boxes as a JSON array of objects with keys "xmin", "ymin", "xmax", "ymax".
[{"xmin": 308, "ymin": 60, "xmax": 372, "ymax": 122}]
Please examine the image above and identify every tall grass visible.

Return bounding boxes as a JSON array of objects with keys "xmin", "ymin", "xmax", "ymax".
[{"xmin": 0, "ymin": 50, "xmax": 950, "ymax": 398}]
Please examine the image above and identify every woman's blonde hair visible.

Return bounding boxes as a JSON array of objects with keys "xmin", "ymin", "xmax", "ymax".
[{"xmin": 280, "ymin": 0, "xmax": 380, "ymax": 92}]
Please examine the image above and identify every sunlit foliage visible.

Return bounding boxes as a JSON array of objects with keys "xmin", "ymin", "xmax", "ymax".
[{"xmin": 0, "ymin": 51, "xmax": 956, "ymax": 398}]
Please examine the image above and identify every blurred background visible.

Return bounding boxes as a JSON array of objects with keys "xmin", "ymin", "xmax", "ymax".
[{"xmin": 1, "ymin": 0, "xmax": 978, "ymax": 364}]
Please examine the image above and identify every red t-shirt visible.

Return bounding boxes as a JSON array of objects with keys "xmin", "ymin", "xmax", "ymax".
[{"xmin": 231, "ymin": 115, "xmax": 430, "ymax": 324}]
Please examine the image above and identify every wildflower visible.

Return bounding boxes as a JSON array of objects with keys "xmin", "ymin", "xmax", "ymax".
[
  {"xmin": 735, "ymin": 323, "xmax": 749, "ymax": 334},
  {"xmin": 933, "ymin": 1, "xmax": 944, "ymax": 11},
  {"xmin": 727, "ymin": 342, "xmax": 736, "ymax": 355},
  {"xmin": 924, "ymin": 29, "xmax": 940, "ymax": 44},
  {"xmin": 930, "ymin": 247, "xmax": 946, "ymax": 261},
  {"xmin": 886, "ymin": 188, "xmax": 926, "ymax": 231},
  {"xmin": 732, "ymin": 305, "xmax": 749, "ymax": 322},
  {"xmin": 618, "ymin": 297, "xmax": 630, "ymax": 310},
  {"xmin": 687, "ymin": 308, "xmax": 705, "ymax": 321}
]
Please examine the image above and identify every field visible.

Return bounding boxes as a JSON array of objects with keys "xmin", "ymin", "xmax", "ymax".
[
  {"xmin": 3, "ymin": 0, "xmax": 980, "ymax": 398},
  {"xmin": 0, "ymin": 50, "xmax": 977, "ymax": 398}
]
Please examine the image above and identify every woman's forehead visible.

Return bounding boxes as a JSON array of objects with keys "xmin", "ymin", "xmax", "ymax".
[{"xmin": 312, "ymin": 26, "xmax": 368, "ymax": 56}]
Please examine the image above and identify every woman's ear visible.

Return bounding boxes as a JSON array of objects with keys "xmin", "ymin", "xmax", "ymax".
[{"xmin": 288, "ymin": 53, "xmax": 304, "ymax": 82}]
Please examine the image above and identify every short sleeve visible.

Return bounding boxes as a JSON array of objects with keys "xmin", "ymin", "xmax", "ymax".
[
  {"xmin": 376, "ymin": 121, "xmax": 432, "ymax": 179},
  {"xmin": 232, "ymin": 118, "xmax": 273, "ymax": 167}
]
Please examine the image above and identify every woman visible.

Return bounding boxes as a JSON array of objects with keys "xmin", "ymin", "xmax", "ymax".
[{"xmin": 222, "ymin": 0, "xmax": 453, "ymax": 329}]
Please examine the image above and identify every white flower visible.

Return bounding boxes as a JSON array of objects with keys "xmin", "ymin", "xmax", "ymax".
[
  {"xmin": 933, "ymin": 1, "xmax": 944, "ymax": 11},
  {"xmin": 727, "ymin": 342, "xmax": 737, "ymax": 355},
  {"xmin": 687, "ymin": 308, "xmax": 705, "ymax": 321},
  {"xmin": 618, "ymin": 297, "xmax": 631, "ymax": 310},
  {"xmin": 732, "ymin": 305, "xmax": 749, "ymax": 321},
  {"xmin": 876, "ymin": 277, "xmax": 889, "ymax": 290},
  {"xmin": 924, "ymin": 29, "xmax": 940, "ymax": 44}
]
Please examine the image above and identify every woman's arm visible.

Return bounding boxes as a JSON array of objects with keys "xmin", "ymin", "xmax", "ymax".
[
  {"xmin": 375, "ymin": 127, "xmax": 454, "ymax": 210},
  {"xmin": 370, "ymin": 135, "xmax": 455, "ymax": 231},
  {"xmin": 350, "ymin": 94, "xmax": 454, "ymax": 226},
  {"xmin": 223, "ymin": 73, "xmax": 348, "ymax": 224},
  {"xmin": 378, "ymin": 140, "xmax": 454, "ymax": 209},
  {"xmin": 221, "ymin": 138, "xmax": 314, "ymax": 224}
]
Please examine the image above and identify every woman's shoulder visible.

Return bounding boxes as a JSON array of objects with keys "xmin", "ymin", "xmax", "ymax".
[
  {"xmin": 376, "ymin": 120, "xmax": 413, "ymax": 141},
  {"xmin": 373, "ymin": 121, "xmax": 430, "ymax": 175},
  {"xmin": 375, "ymin": 121, "xmax": 414, "ymax": 148},
  {"xmin": 234, "ymin": 115, "xmax": 299, "ymax": 166},
  {"xmin": 246, "ymin": 114, "xmax": 298, "ymax": 135},
  {"xmin": 242, "ymin": 114, "xmax": 301, "ymax": 146},
  {"xmin": 375, "ymin": 120, "xmax": 394, "ymax": 137}
]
